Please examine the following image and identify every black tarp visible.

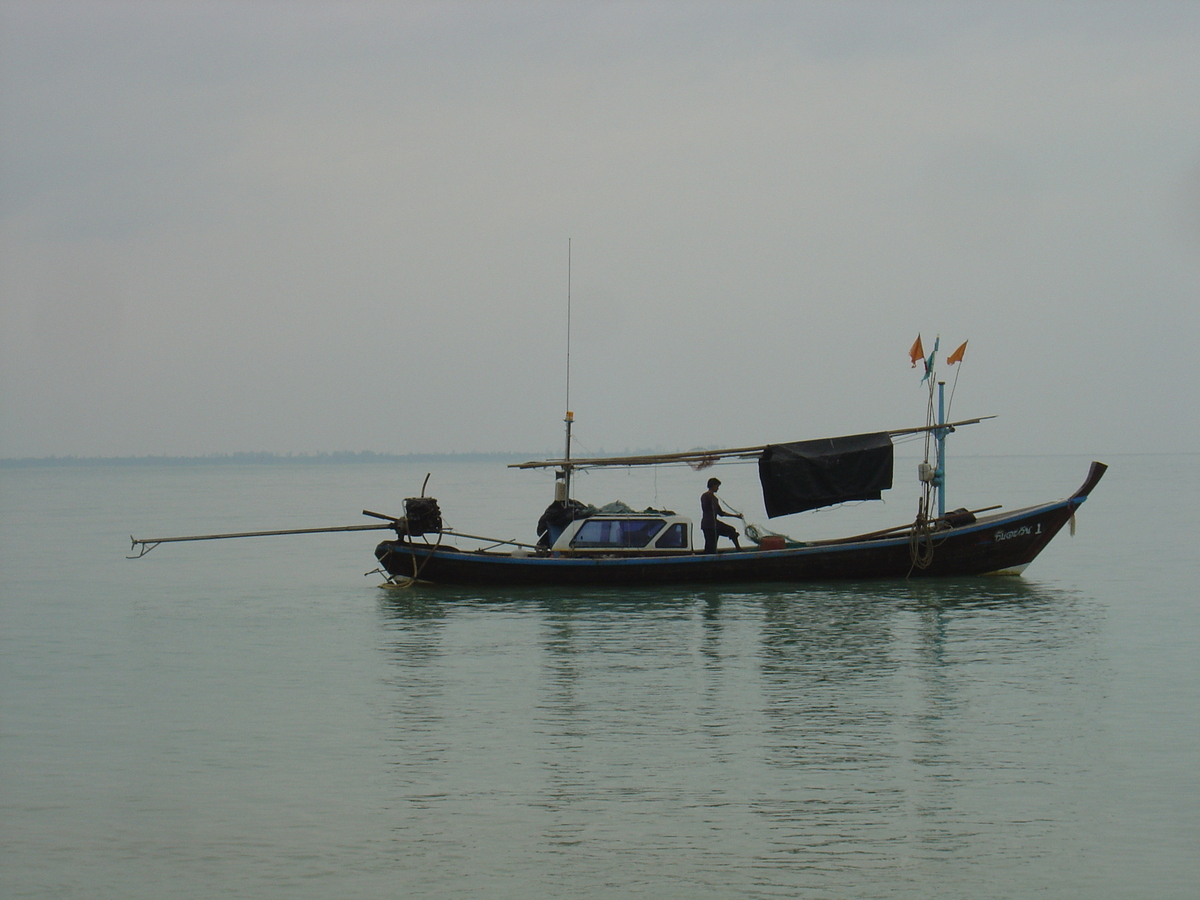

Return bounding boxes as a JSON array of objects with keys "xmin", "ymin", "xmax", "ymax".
[{"xmin": 758, "ymin": 432, "xmax": 894, "ymax": 518}]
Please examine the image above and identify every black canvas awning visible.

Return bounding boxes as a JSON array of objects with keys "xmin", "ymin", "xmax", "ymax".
[{"xmin": 758, "ymin": 432, "xmax": 894, "ymax": 518}]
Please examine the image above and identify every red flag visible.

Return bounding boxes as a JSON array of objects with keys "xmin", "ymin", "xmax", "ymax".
[
  {"xmin": 946, "ymin": 340, "xmax": 968, "ymax": 366},
  {"xmin": 909, "ymin": 335, "xmax": 924, "ymax": 368}
]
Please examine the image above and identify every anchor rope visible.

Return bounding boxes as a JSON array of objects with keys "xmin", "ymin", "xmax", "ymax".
[{"xmin": 384, "ymin": 528, "xmax": 444, "ymax": 588}]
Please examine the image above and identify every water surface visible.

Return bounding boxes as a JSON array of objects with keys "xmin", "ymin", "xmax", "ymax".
[{"xmin": 1, "ymin": 455, "xmax": 1196, "ymax": 898}]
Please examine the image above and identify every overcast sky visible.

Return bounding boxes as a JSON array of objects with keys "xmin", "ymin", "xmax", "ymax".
[{"xmin": 1, "ymin": 1, "xmax": 1197, "ymax": 459}]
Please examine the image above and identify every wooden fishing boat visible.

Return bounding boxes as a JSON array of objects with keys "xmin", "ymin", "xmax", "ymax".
[
  {"xmin": 370, "ymin": 452, "xmax": 1105, "ymax": 588},
  {"xmin": 370, "ymin": 337, "xmax": 1105, "ymax": 586},
  {"xmin": 130, "ymin": 339, "xmax": 1106, "ymax": 587}
]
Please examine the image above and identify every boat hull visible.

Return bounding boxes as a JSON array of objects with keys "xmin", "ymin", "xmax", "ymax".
[{"xmin": 375, "ymin": 464, "xmax": 1104, "ymax": 588}]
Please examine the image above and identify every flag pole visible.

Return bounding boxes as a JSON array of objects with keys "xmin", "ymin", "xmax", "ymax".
[{"xmin": 936, "ymin": 380, "xmax": 947, "ymax": 518}]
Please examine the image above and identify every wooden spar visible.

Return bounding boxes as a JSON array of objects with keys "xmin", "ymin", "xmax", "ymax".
[
  {"xmin": 129, "ymin": 516, "xmax": 540, "ymax": 558},
  {"xmin": 812, "ymin": 504, "xmax": 1003, "ymax": 546},
  {"xmin": 442, "ymin": 529, "xmax": 541, "ymax": 550},
  {"xmin": 509, "ymin": 416, "xmax": 995, "ymax": 470},
  {"xmin": 129, "ymin": 522, "xmax": 393, "ymax": 558}
]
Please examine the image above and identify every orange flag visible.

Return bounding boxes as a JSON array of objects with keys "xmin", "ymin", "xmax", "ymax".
[
  {"xmin": 946, "ymin": 340, "xmax": 968, "ymax": 366},
  {"xmin": 909, "ymin": 335, "xmax": 924, "ymax": 368}
]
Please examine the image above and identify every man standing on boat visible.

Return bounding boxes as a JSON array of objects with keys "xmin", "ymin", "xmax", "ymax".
[{"xmin": 700, "ymin": 477, "xmax": 743, "ymax": 553}]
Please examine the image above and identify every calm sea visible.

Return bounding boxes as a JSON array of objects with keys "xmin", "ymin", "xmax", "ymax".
[{"xmin": 1, "ymin": 454, "xmax": 1197, "ymax": 899}]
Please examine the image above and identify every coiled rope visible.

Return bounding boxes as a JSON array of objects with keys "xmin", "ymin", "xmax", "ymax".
[{"xmin": 908, "ymin": 501, "xmax": 936, "ymax": 571}]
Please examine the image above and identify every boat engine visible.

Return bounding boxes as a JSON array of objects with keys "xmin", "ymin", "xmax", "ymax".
[{"xmin": 404, "ymin": 497, "xmax": 443, "ymax": 536}]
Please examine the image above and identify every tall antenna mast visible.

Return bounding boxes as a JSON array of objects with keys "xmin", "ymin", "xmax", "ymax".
[
  {"xmin": 565, "ymin": 237, "xmax": 571, "ymax": 416},
  {"xmin": 556, "ymin": 239, "xmax": 574, "ymax": 504}
]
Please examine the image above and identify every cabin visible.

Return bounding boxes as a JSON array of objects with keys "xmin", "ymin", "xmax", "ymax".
[{"xmin": 549, "ymin": 514, "xmax": 693, "ymax": 555}]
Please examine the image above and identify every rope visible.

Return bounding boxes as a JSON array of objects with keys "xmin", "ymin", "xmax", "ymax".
[
  {"xmin": 908, "ymin": 507, "xmax": 936, "ymax": 571},
  {"xmin": 386, "ymin": 528, "xmax": 445, "ymax": 588},
  {"xmin": 908, "ymin": 373, "xmax": 941, "ymax": 573},
  {"xmin": 946, "ymin": 361, "xmax": 963, "ymax": 421}
]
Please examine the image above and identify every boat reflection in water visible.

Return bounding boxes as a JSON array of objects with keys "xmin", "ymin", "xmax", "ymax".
[{"xmin": 375, "ymin": 574, "xmax": 1099, "ymax": 887}]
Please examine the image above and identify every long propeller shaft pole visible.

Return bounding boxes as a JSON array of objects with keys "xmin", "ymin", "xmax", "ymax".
[{"xmin": 129, "ymin": 522, "xmax": 393, "ymax": 558}]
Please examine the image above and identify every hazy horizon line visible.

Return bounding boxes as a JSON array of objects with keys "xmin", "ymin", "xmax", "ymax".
[
  {"xmin": 0, "ymin": 450, "xmax": 540, "ymax": 468},
  {"xmin": 0, "ymin": 449, "xmax": 1178, "ymax": 469}
]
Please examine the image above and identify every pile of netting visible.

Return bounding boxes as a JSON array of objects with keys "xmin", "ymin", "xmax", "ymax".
[{"xmin": 742, "ymin": 521, "xmax": 805, "ymax": 547}]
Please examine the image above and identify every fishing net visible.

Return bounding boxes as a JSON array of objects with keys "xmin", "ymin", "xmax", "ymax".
[{"xmin": 743, "ymin": 522, "xmax": 802, "ymax": 546}]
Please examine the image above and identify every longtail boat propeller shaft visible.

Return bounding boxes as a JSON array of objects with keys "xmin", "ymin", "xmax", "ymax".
[{"xmin": 128, "ymin": 521, "xmax": 394, "ymax": 559}]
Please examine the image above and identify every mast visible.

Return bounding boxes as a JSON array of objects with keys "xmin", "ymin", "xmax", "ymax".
[
  {"xmin": 914, "ymin": 337, "xmax": 947, "ymax": 528},
  {"xmin": 556, "ymin": 411, "xmax": 574, "ymax": 502},
  {"xmin": 556, "ymin": 239, "xmax": 573, "ymax": 503},
  {"xmin": 935, "ymin": 380, "xmax": 947, "ymax": 517}
]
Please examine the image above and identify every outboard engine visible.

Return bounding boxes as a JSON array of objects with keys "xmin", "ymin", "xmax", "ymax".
[{"xmin": 404, "ymin": 497, "xmax": 443, "ymax": 536}]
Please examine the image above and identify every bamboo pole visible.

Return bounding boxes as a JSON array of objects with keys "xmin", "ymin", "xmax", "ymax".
[
  {"xmin": 129, "ymin": 522, "xmax": 393, "ymax": 558},
  {"xmin": 509, "ymin": 417, "xmax": 994, "ymax": 470},
  {"xmin": 811, "ymin": 504, "xmax": 1002, "ymax": 546}
]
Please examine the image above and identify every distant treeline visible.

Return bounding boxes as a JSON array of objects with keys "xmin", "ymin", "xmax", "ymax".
[{"xmin": 0, "ymin": 451, "xmax": 537, "ymax": 468}]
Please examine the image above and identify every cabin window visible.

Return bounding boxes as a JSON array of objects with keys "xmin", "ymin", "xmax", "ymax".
[
  {"xmin": 571, "ymin": 519, "xmax": 665, "ymax": 549},
  {"xmin": 654, "ymin": 523, "xmax": 688, "ymax": 549}
]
